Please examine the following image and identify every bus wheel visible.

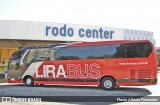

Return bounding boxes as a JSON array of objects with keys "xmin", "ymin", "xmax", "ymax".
[
  {"xmin": 25, "ymin": 76, "xmax": 34, "ymax": 87},
  {"xmin": 101, "ymin": 77, "xmax": 115, "ymax": 90}
]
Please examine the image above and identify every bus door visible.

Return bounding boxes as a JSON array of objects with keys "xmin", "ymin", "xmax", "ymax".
[{"xmin": 27, "ymin": 48, "xmax": 54, "ymax": 79}]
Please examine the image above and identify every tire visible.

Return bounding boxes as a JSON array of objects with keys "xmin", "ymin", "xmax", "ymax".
[
  {"xmin": 101, "ymin": 77, "xmax": 115, "ymax": 90},
  {"xmin": 25, "ymin": 76, "xmax": 34, "ymax": 87}
]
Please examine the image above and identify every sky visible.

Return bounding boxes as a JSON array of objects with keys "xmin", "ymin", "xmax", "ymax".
[{"xmin": 0, "ymin": 0, "xmax": 160, "ymax": 47}]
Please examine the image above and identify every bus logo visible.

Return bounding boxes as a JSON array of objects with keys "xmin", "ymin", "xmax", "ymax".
[{"xmin": 36, "ymin": 63, "xmax": 100, "ymax": 78}]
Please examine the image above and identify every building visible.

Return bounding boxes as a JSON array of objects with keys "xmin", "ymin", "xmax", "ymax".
[{"xmin": 0, "ymin": 20, "xmax": 155, "ymax": 73}]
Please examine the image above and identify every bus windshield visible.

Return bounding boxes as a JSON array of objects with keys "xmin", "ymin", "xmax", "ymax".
[
  {"xmin": 8, "ymin": 47, "xmax": 55, "ymax": 71},
  {"xmin": 8, "ymin": 49, "xmax": 26, "ymax": 70},
  {"xmin": 23, "ymin": 48, "xmax": 54, "ymax": 65}
]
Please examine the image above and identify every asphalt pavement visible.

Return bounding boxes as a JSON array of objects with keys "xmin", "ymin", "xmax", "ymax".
[{"xmin": 0, "ymin": 73, "xmax": 159, "ymax": 105}]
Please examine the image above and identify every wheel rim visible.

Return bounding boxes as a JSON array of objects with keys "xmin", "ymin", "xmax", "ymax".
[
  {"xmin": 26, "ymin": 78, "xmax": 32, "ymax": 85},
  {"xmin": 103, "ymin": 80, "xmax": 112, "ymax": 88}
]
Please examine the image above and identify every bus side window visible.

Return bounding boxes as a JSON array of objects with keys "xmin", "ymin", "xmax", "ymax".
[
  {"xmin": 36, "ymin": 48, "xmax": 53, "ymax": 61},
  {"xmin": 125, "ymin": 42, "xmax": 152, "ymax": 58},
  {"xmin": 23, "ymin": 49, "xmax": 37, "ymax": 64}
]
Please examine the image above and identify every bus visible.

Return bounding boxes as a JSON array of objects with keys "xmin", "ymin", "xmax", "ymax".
[{"xmin": 7, "ymin": 40, "xmax": 158, "ymax": 90}]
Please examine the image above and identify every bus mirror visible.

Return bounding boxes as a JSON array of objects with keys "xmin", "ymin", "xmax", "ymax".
[{"xmin": 2, "ymin": 61, "xmax": 4, "ymax": 65}]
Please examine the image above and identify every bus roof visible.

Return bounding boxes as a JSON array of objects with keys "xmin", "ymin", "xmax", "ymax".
[
  {"xmin": 18, "ymin": 40, "xmax": 152, "ymax": 51},
  {"xmin": 66, "ymin": 40, "xmax": 152, "ymax": 47}
]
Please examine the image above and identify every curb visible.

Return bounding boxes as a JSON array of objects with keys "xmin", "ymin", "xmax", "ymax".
[
  {"xmin": 0, "ymin": 83, "xmax": 23, "ymax": 85},
  {"xmin": 0, "ymin": 83, "xmax": 9, "ymax": 85}
]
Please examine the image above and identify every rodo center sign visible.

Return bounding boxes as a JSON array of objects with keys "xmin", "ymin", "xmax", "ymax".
[{"xmin": 45, "ymin": 24, "xmax": 114, "ymax": 39}]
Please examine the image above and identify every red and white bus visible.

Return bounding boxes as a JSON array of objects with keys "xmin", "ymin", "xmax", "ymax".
[{"xmin": 7, "ymin": 40, "xmax": 158, "ymax": 90}]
